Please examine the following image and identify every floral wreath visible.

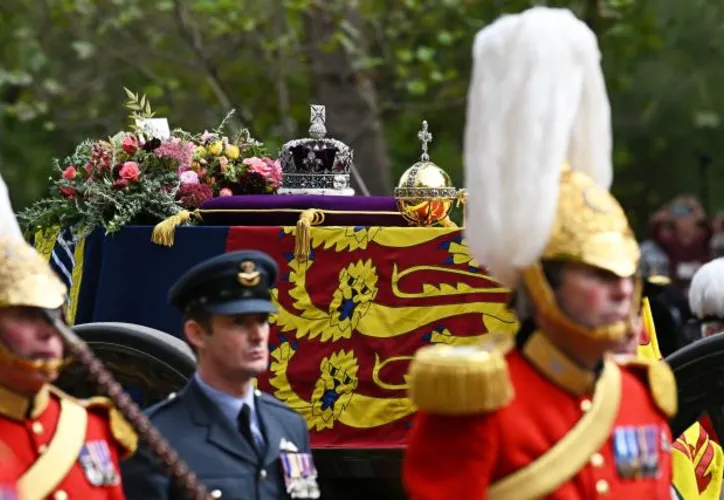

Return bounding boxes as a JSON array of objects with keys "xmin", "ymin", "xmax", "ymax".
[{"xmin": 19, "ymin": 88, "xmax": 282, "ymax": 237}]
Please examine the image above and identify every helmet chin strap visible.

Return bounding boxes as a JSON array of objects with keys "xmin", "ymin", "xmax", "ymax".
[
  {"xmin": 0, "ymin": 314, "xmax": 68, "ymax": 379},
  {"xmin": 522, "ymin": 262, "xmax": 641, "ymax": 345}
]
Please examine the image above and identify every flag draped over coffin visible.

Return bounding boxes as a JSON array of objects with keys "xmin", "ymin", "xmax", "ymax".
[{"xmin": 226, "ymin": 226, "xmax": 517, "ymax": 447}]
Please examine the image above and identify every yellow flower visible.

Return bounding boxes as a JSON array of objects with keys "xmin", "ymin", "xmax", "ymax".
[
  {"xmin": 225, "ymin": 144, "xmax": 240, "ymax": 160},
  {"xmin": 208, "ymin": 141, "xmax": 223, "ymax": 156},
  {"xmin": 195, "ymin": 145, "xmax": 207, "ymax": 157}
]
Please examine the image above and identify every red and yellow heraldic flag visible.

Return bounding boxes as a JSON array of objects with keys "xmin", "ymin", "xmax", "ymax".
[
  {"xmin": 226, "ymin": 226, "xmax": 518, "ymax": 447},
  {"xmin": 639, "ymin": 299, "xmax": 724, "ymax": 499}
]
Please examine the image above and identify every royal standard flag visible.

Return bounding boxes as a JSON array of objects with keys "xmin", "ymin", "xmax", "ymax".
[{"xmin": 638, "ymin": 298, "xmax": 723, "ymax": 499}]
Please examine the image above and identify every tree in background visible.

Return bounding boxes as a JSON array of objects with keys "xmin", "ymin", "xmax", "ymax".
[{"xmin": 1, "ymin": 0, "xmax": 723, "ymax": 237}]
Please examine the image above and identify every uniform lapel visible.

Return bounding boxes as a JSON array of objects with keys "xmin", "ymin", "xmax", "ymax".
[
  {"xmin": 256, "ymin": 392, "xmax": 284, "ymax": 466},
  {"xmin": 186, "ymin": 379, "xmax": 259, "ymax": 465}
]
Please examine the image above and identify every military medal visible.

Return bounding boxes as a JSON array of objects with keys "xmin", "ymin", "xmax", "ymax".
[
  {"xmin": 78, "ymin": 441, "xmax": 120, "ymax": 487},
  {"xmin": 299, "ymin": 452, "xmax": 320, "ymax": 499},
  {"xmin": 281, "ymin": 452, "xmax": 303, "ymax": 498},
  {"xmin": 280, "ymin": 451, "xmax": 321, "ymax": 499},
  {"xmin": 613, "ymin": 427, "xmax": 632, "ymax": 479},
  {"xmin": 625, "ymin": 427, "xmax": 641, "ymax": 478},
  {"xmin": 643, "ymin": 426, "xmax": 660, "ymax": 478},
  {"xmin": 613, "ymin": 426, "xmax": 662, "ymax": 480},
  {"xmin": 661, "ymin": 428, "xmax": 671, "ymax": 452}
]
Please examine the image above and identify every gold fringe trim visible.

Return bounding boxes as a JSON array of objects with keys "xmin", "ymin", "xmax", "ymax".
[
  {"xmin": 151, "ymin": 208, "xmax": 412, "ymax": 254},
  {"xmin": 408, "ymin": 339, "xmax": 514, "ymax": 415},
  {"xmin": 151, "ymin": 210, "xmax": 198, "ymax": 247}
]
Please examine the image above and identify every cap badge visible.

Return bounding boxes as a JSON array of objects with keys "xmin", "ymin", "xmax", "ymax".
[{"xmin": 238, "ymin": 261, "xmax": 261, "ymax": 287}]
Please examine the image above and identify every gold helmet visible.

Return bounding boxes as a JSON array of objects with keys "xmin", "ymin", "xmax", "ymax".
[
  {"xmin": 0, "ymin": 172, "xmax": 68, "ymax": 374},
  {"xmin": 463, "ymin": 7, "xmax": 640, "ymax": 342}
]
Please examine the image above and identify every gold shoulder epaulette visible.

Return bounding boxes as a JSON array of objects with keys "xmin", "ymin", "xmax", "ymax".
[
  {"xmin": 618, "ymin": 357, "xmax": 678, "ymax": 418},
  {"xmin": 48, "ymin": 386, "xmax": 138, "ymax": 458},
  {"xmin": 408, "ymin": 333, "xmax": 514, "ymax": 415}
]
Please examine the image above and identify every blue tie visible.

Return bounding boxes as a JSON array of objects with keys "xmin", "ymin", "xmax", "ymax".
[{"xmin": 238, "ymin": 404, "xmax": 265, "ymax": 456}]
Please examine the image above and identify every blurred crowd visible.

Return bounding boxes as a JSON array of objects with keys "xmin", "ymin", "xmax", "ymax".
[
  {"xmin": 640, "ymin": 195, "xmax": 724, "ymax": 355},
  {"xmin": 640, "ymin": 195, "xmax": 724, "ymax": 291}
]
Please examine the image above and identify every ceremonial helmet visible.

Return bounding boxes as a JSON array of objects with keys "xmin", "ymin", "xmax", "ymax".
[
  {"xmin": 464, "ymin": 7, "xmax": 640, "ymax": 342},
  {"xmin": 0, "ymin": 174, "xmax": 67, "ymax": 374}
]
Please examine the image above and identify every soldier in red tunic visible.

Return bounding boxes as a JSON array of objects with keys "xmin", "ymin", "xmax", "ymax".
[
  {"xmin": 402, "ymin": 7, "xmax": 677, "ymax": 500},
  {"xmin": 0, "ymin": 179, "xmax": 137, "ymax": 499}
]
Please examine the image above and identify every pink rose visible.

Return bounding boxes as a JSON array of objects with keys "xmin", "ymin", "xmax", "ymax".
[
  {"xmin": 119, "ymin": 161, "xmax": 140, "ymax": 182},
  {"xmin": 243, "ymin": 157, "xmax": 283, "ymax": 189},
  {"xmin": 62, "ymin": 166, "xmax": 77, "ymax": 180},
  {"xmin": 219, "ymin": 187, "xmax": 233, "ymax": 197},
  {"xmin": 58, "ymin": 186, "xmax": 77, "ymax": 199},
  {"xmin": 122, "ymin": 135, "xmax": 138, "ymax": 155},
  {"xmin": 179, "ymin": 171, "xmax": 199, "ymax": 185},
  {"xmin": 262, "ymin": 157, "xmax": 282, "ymax": 189}
]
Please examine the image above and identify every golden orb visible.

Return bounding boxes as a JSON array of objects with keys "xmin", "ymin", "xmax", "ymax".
[{"xmin": 394, "ymin": 121, "xmax": 460, "ymax": 226}]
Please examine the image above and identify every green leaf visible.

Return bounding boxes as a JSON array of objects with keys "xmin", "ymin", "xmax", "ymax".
[
  {"xmin": 406, "ymin": 79, "xmax": 427, "ymax": 95},
  {"xmin": 71, "ymin": 40, "xmax": 95, "ymax": 60},
  {"xmin": 416, "ymin": 46, "xmax": 435, "ymax": 62},
  {"xmin": 436, "ymin": 31, "xmax": 454, "ymax": 46},
  {"xmin": 396, "ymin": 49, "xmax": 413, "ymax": 62}
]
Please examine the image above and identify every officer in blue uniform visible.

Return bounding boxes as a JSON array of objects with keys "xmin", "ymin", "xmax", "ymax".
[{"xmin": 121, "ymin": 250, "xmax": 320, "ymax": 500}]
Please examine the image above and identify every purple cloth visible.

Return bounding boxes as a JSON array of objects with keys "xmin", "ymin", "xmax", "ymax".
[{"xmin": 199, "ymin": 195, "xmax": 410, "ymax": 227}]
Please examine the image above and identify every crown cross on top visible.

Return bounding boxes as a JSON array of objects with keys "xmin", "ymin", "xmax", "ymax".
[
  {"xmin": 309, "ymin": 105, "xmax": 327, "ymax": 140},
  {"xmin": 417, "ymin": 120, "xmax": 433, "ymax": 162}
]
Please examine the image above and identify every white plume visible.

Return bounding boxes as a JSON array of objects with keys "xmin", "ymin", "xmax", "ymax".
[
  {"xmin": 689, "ymin": 258, "xmax": 724, "ymax": 319},
  {"xmin": 0, "ymin": 172, "xmax": 23, "ymax": 241},
  {"xmin": 463, "ymin": 7, "xmax": 612, "ymax": 287}
]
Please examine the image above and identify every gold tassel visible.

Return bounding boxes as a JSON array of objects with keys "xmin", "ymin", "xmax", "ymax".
[
  {"xmin": 294, "ymin": 209, "xmax": 324, "ymax": 262},
  {"xmin": 151, "ymin": 210, "xmax": 195, "ymax": 247}
]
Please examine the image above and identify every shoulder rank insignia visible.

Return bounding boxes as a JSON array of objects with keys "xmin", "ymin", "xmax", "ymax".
[
  {"xmin": 617, "ymin": 358, "xmax": 678, "ymax": 418},
  {"xmin": 408, "ymin": 333, "xmax": 514, "ymax": 415},
  {"xmin": 49, "ymin": 386, "xmax": 139, "ymax": 458}
]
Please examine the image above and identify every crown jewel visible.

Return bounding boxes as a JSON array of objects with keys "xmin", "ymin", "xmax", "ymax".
[
  {"xmin": 278, "ymin": 104, "xmax": 355, "ymax": 196},
  {"xmin": 394, "ymin": 120, "xmax": 459, "ymax": 226}
]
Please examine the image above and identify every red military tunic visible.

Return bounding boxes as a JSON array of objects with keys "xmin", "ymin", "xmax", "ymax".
[
  {"xmin": 0, "ymin": 383, "xmax": 136, "ymax": 500},
  {"xmin": 404, "ymin": 332, "xmax": 674, "ymax": 500}
]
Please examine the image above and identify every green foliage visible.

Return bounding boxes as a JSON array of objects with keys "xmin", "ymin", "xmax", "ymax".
[
  {"xmin": 2, "ymin": 0, "xmax": 724, "ymax": 237},
  {"xmin": 124, "ymin": 88, "xmax": 156, "ymax": 122}
]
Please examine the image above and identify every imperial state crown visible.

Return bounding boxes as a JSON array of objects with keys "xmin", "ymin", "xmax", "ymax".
[{"xmin": 278, "ymin": 105, "xmax": 355, "ymax": 196}]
